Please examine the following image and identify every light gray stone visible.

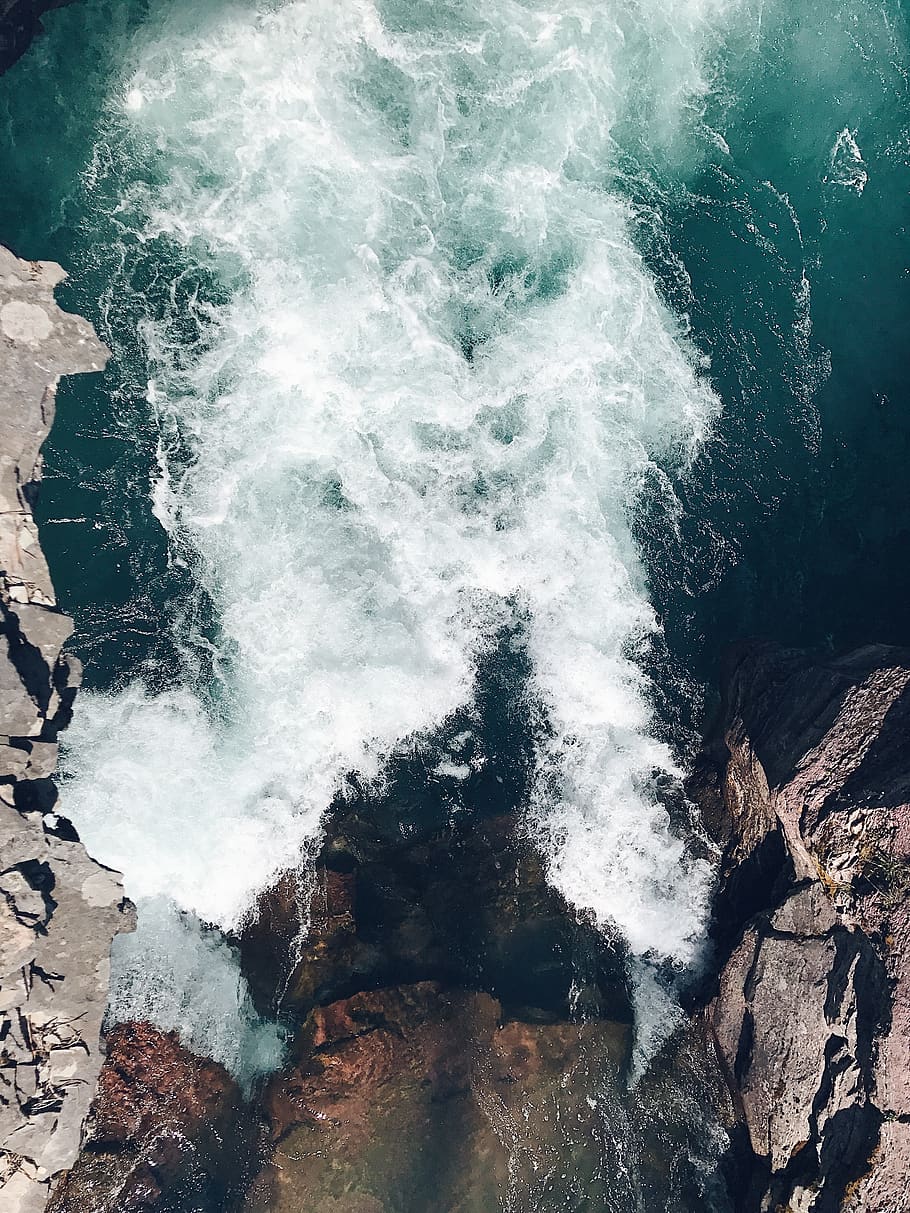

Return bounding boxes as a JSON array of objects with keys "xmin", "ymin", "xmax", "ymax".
[{"xmin": 0, "ymin": 244, "xmax": 133, "ymax": 1212}]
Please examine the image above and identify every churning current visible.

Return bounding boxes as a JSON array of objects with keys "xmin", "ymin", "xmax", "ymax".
[
  {"xmin": 31, "ymin": 0, "xmax": 745, "ymax": 1070},
  {"xmin": 44, "ymin": 0, "xmax": 742, "ymax": 1072}
]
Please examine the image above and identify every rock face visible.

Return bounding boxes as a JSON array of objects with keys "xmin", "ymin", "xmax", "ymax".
[
  {"xmin": 0, "ymin": 0, "xmax": 67, "ymax": 73},
  {"xmin": 48, "ymin": 1022, "xmax": 253, "ymax": 1213},
  {"xmin": 691, "ymin": 642, "xmax": 910, "ymax": 1213},
  {"xmin": 0, "ymin": 245, "xmax": 133, "ymax": 1213}
]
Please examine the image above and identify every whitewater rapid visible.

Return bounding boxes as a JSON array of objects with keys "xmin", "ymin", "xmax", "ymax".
[{"xmin": 56, "ymin": 0, "xmax": 740, "ymax": 1069}]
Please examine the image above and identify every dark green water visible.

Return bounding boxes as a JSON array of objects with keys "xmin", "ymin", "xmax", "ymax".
[
  {"xmin": 637, "ymin": 0, "xmax": 910, "ymax": 726},
  {"xmin": 2, "ymin": 0, "xmax": 906, "ymax": 720}
]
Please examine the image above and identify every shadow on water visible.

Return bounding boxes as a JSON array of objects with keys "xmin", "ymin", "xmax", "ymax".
[{"xmin": 620, "ymin": 0, "xmax": 910, "ymax": 749}]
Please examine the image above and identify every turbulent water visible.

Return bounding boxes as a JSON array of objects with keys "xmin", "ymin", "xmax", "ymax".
[{"xmin": 2, "ymin": 0, "xmax": 909, "ymax": 1113}]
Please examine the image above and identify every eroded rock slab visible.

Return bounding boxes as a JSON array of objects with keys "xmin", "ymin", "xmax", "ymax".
[
  {"xmin": 691, "ymin": 642, "xmax": 910, "ymax": 1213},
  {"xmin": 0, "ymin": 245, "xmax": 133, "ymax": 1213}
]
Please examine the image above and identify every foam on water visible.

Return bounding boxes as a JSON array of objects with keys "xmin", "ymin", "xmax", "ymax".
[
  {"xmin": 827, "ymin": 127, "xmax": 868, "ymax": 193},
  {"xmin": 56, "ymin": 0, "xmax": 747, "ymax": 1066}
]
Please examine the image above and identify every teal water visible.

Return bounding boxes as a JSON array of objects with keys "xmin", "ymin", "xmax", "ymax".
[
  {"xmin": 4, "ymin": 0, "xmax": 905, "ymax": 710},
  {"xmin": 0, "ymin": 0, "xmax": 908, "ymax": 1202},
  {"xmin": 635, "ymin": 0, "xmax": 910, "ymax": 725}
]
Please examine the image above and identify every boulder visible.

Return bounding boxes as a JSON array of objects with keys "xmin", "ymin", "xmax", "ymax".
[
  {"xmin": 47, "ymin": 1022, "xmax": 255, "ymax": 1213},
  {"xmin": 241, "ymin": 789, "xmax": 632, "ymax": 1028},
  {"xmin": 691, "ymin": 642, "xmax": 910, "ymax": 1212},
  {"xmin": 236, "ymin": 757, "xmax": 730, "ymax": 1211}
]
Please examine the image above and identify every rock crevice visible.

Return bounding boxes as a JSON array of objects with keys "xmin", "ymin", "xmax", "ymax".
[{"xmin": 692, "ymin": 642, "xmax": 910, "ymax": 1213}]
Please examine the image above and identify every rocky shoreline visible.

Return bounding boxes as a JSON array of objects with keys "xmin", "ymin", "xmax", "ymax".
[
  {"xmin": 48, "ymin": 627, "xmax": 910, "ymax": 1213},
  {"xmin": 0, "ymin": 245, "xmax": 133, "ymax": 1213},
  {"xmin": 693, "ymin": 642, "xmax": 910, "ymax": 1213}
]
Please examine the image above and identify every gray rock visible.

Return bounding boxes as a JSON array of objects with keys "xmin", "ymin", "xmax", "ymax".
[
  {"xmin": 0, "ymin": 245, "xmax": 133, "ymax": 1213},
  {"xmin": 694, "ymin": 642, "xmax": 910, "ymax": 1212}
]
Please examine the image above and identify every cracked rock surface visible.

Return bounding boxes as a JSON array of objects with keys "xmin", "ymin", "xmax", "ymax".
[
  {"xmin": 691, "ymin": 642, "xmax": 910, "ymax": 1213},
  {"xmin": 0, "ymin": 244, "xmax": 134, "ymax": 1213}
]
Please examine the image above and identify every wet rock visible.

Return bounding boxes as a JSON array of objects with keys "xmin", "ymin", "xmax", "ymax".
[
  {"xmin": 235, "ymin": 765, "xmax": 733, "ymax": 1211},
  {"xmin": 238, "ymin": 762, "xmax": 637, "ymax": 1210},
  {"xmin": 244, "ymin": 981, "xmax": 632, "ymax": 1213},
  {"xmin": 0, "ymin": 245, "xmax": 132, "ymax": 1213},
  {"xmin": 47, "ymin": 1022, "xmax": 255, "ymax": 1213},
  {"xmin": 241, "ymin": 795, "xmax": 632, "ymax": 1028},
  {"xmin": 691, "ymin": 642, "xmax": 910, "ymax": 1212}
]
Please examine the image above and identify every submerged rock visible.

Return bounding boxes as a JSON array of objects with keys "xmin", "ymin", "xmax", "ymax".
[
  {"xmin": 239, "ymin": 791, "xmax": 637, "ymax": 1209},
  {"xmin": 241, "ymin": 792, "xmax": 632, "ymax": 1027},
  {"xmin": 0, "ymin": 0, "xmax": 67, "ymax": 73},
  {"xmin": 0, "ymin": 246, "xmax": 133, "ymax": 1213},
  {"xmin": 691, "ymin": 642, "xmax": 910, "ymax": 1213},
  {"xmin": 235, "ymin": 776, "xmax": 731, "ymax": 1212},
  {"xmin": 239, "ymin": 781, "xmax": 635, "ymax": 1208},
  {"xmin": 246, "ymin": 981, "xmax": 631, "ymax": 1213}
]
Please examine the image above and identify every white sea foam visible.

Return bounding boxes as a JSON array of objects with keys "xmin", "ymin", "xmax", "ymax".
[
  {"xmin": 59, "ymin": 0, "xmax": 746, "ymax": 1066},
  {"xmin": 107, "ymin": 897, "xmax": 284, "ymax": 1079},
  {"xmin": 827, "ymin": 127, "xmax": 868, "ymax": 192}
]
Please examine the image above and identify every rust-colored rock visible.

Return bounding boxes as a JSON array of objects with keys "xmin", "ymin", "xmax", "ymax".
[
  {"xmin": 236, "ymin": 755, "xmax": 725, "ymax": 1211},
  {"xmin": 47, "ymin": 1022, "xmax": 254, "ymax": 1213},
  {"xmin": 88, "ymin": 1022, "xmax": 242, "ymax": 1147},
  {"xmin": 245, "ymin": 982, "xmax": 632, "ymax": 1213}
]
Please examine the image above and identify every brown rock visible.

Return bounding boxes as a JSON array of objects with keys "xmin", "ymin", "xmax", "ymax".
[
  {"xmin": 234, "ymin": 696, "xmax": 728, "ymax": 1211},
  {"xmin": 246, "ymin": 982, "xmax": 632, "ymax": 1213},
  {"xmin": 47, "ymin": 1022, "xmax": 254, "ymax": 1213},
  {"xmin": 691, "ymin": 642, "xmax": 910, "ymax": 1212}
]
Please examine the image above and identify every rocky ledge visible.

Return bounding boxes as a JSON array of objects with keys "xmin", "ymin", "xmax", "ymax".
[
  {"xmin": 0, "ymin": 245, "xmax": 133, "ymax": 1213},
  {"xmin": 692, "ymin": 641, "xmax": 910, "ymax": 1213}
]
